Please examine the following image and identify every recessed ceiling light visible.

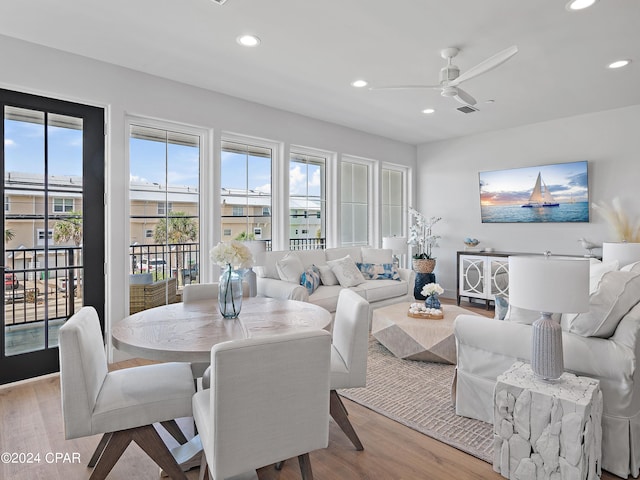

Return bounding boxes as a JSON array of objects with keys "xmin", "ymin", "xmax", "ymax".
[
  {"xmin": 351, "ymin": 80, "xmax": 368, "ymax": 88},
  {"xmin": 237, "ymin": 35, "xmax": 260, "ymax": 47},
  {"xmin": 566, "ymin": 0, "xmax": 597, "ymax": 11},
  {"xmin": 422, "ymin": 108, "xmax": 435, "ymax": 114},
  {"xmin": 608, "ymin": 59, "xmax": 630, "ymax": 69}
]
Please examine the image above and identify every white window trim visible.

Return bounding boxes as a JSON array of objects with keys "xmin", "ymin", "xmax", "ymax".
[
  {"xmin": 36, "ymin": 228, "xmax": 54, "ymax": 246},
  {"xmin": 381, "ymin": 162, "xmax": 411, "ymax": 259}
]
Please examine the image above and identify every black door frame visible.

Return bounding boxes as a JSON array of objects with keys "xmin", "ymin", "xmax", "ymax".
[{"xmin": 0, "ymin": 88, "xmax": 105, "ymax": 384}]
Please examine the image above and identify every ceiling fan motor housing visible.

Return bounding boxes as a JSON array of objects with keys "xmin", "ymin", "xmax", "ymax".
[{"xmin": 440, "ymin": 65, "xmax": 460, "ymax": 84}]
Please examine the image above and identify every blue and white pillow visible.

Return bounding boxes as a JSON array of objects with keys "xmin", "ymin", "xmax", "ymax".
[
  {"xmin": 300, "ymin": 265, "xmax": 321, "ymax": 294},
  {"xmin": 356, "ymin": 263, "xmax": 400, "ymax": 281}
]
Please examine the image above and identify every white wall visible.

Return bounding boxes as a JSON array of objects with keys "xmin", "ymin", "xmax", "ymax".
[
  {"xmin": 417, "ymin": 104, "xmax": 640, "ymax": 299},
  {"xmin": 0, "ymin": 34, "xmax": 416, "ymax": 358}
]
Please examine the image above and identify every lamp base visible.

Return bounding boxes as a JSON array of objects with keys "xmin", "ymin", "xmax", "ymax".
[{"xmin": 531, "ymin": 312, "xmax": 564, "ymax": 381}]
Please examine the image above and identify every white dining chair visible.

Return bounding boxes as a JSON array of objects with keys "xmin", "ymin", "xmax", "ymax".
[
  {"xmin": 329, "ymin": 288, "xmax": 370, "ymax": 450},
  {"xmin": 192, "ymin": 330, "xmax": 332, "ymax": 480},
  {"xmin": 182, "ymin": 282, "xmax": 219, "ymax": 303},
  {"xmin": 58, "ymin": 306, "xmax": 195, "ymax": 480}
]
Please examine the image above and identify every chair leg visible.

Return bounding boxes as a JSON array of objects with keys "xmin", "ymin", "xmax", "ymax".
[
  {"xmin": 89, "ymin": 430, "xmax": 133, "ymax": 480},
  {"xmin": 89, "ymin": 425, "xmax": 188, "ymax": 480},
  {"xmin": 330, "ymin": 390, "xmax": 364, "ymax": 451},
  {"xmin": 298, "ymin": 453, "xmax": 314, "ymax": 480},
  {"xmin": 131, "ymin": 425, "xmax": 188, "ymax": 480},
  {"xmin": 199, "ymin": 452, "xmax": 209, "ymax": 480},
  {"xmin": 88, "ymin": 432, "xmax": 111, "ymax": 467},
  {"xmin": 160, "ymin": 419, "xmax": 189, "ymax": 444}
]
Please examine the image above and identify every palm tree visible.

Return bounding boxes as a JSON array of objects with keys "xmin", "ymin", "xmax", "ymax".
[
  {"xmin": 53, "ymin": 211, "xmax": 83, "ymax": 298},
  {"xmin": 153, "ymin": 212, "xmax": 198, "ymax": 286},
  {"xmin": 4, "ymin": 228, "xmax": 15, "ymax": 244}
]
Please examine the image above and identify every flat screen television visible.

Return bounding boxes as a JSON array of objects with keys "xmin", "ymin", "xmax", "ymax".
[{"xmin": 479, "ymin": 160, "xmax": 589, "ymax": 223}]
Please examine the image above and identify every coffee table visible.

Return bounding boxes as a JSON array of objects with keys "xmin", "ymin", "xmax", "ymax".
[{"xmin": 371, "ymin": 302, "xmax": 478, "ymax": 364}]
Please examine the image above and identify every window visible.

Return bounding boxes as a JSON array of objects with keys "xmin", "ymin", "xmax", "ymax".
[
  {"xmin": 129, "ymin": 122, "xmax": 201, "ymax": 295},
  {"xmin": 341, "ymin": 158, "xmax": 371, "ymax": 246},
  {"xmin": 223, "ymin": 229, "xmax": 231, "ymax": 236},
  {"xmin": 157, "ymin": 202, "xmax": 173, "ymax": 216},
  {"xmin": 53, "ymin": 197, "xmax": 74, "ymax": 213},
  {"xmin": 381, "ymin": 165, "xmax": 407, "ymax": 238},
  {"xmin": 221, "ymin": 138, "xmax": 273, "ymax": 243},
  {"xmin": 4, "ymin": 196, "xmax": 9, "ymax": 212},
  {"xmin": 36, "ymin": 228, "xmax": 53, "ymax": 246},
  {"xmin": 289, "ymin": 149, "xmax": 326, "ymax": 250},
  {"xmin": 253, "ymin": 227, "xmax": 262, "ymax": 238}
]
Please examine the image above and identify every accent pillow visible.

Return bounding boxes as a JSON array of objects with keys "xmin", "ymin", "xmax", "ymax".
[
  {"xmin": 361, "ymin": 248, "xmax": 393, "ymax": 265},
  {"xmin": 327, "ymin": 255, "xmax": 366, "ymax": 288},
  {"xmin": 562, "ymin": 270, "xmax": 640, "ymax": 338},
  {"xmin": 300, "ymin": 265, "xmax": 321, "ymax": 295},
  {"xmin": 589, "ymin": 258, "xmax": 619, "ymax": 293},
  {"xmin": 357, "ymin": 262, "xmax": 400, "ymax": 281},
  {"xmin": 276, "ymin": 254, "xmax": 304, "ymax": 284},
  {"xmin": 621, "ymin": 261, "xmax": 640, "ymax": 273},
  {"xmin": 494, "ymin": 295, "xmax": 509, "ymax": 321},
  {"xmin": 317, "ymin": 265, "xmax": 339, "ymax": 286}
]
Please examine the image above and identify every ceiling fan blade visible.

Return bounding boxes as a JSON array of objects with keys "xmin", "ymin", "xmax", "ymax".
[
  {"xmin": 450, "ymin": 45, "xmax": 518, "ymax": 86},
  {"xmin": 368, "ymin": 84, "xmax": 441, "ymax": 91},
  {"xmin": 453, "ymin": 88, "xmax": 477, "ymax": 106}
]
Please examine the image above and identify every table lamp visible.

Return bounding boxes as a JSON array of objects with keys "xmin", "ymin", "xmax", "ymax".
[
  {"xmin": 382, "ymin": 236, "xmax": 407, "ymax": 268},
  {"xmin": 602, "ymin": 242, "xmax": 640, "ymax": 268},
  {"xmin": 508, "ymin": 254, "xmax": 589, "ymax": 380},
  {"xmin": 243, "ymin": 240, "xmax": 266, "ymax": 297}
]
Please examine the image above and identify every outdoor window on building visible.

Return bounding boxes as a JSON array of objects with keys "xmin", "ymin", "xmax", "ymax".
[
  {"xmin": 157, "ymin": 202, "xmax": 173, "ymax": 216},
  {"xmin": 53, "ymin": 198, "xmax": 74, "ymax": 213},
  {"xmin": 36, "ymin": 228, "xmax": 53, "ymax": 246}
]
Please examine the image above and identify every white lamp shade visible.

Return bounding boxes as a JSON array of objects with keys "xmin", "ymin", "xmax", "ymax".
[
  {"xmin": 509, "ymin": 255, "xmax": 590, "ymax": 314},
  {"xmin": 382, "ymin": 236, "xmax": 407, "ymax": 256},
  {"xmin": 602, "ymin": 242, "xmax": 640, "ymax": 268}
]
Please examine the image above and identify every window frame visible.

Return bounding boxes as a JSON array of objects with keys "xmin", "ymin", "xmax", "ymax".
[{"xmin": 340, "ymin": 155, "xmax": 375, "ymax": 247}]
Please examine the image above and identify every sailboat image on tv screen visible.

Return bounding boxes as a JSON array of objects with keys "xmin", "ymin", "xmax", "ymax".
[{"xmin": 521, "ymin": 172, "xmax": 560, "ymax": 208}]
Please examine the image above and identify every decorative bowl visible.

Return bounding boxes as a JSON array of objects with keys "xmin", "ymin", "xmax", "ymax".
[{"xmin": 463, "ymin": 239, "xmax": 480, "ymax": 248}]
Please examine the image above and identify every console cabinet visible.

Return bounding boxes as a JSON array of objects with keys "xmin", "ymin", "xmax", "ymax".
[{"xmin": 457, "ymin": 251, "xmax": 510, "ymax": 309}]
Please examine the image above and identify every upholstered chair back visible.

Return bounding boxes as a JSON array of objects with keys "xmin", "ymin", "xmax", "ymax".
[
  {"xmin": 331, "ymin": 288, "xmax": 370, "ymax": 389},
  {"xmin": 200, "ymin": 330, "xmax": 331, "ymax": 480},
  {"xmin": 182, "ymin": 283, "xmax": 219, "ymax": 303},
  {"xmin": 58, "ymin": 306, "xmax": 109, "ymax": 439}
]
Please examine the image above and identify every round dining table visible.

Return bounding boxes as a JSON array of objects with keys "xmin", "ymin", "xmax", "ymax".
[{"xmin": 111, "ymin": 296, "xmax": 332, "ymax": 364}]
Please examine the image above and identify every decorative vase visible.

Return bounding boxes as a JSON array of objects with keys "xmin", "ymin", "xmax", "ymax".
[
  {"xmin": 412, "ymin": 258, "xmax": 436, "ymax": 274},
  {"xmin": 531, "ymin": 312, "xmax": 564, "ymax": 380},
  {"xmin": 425, "ymin": 293, "xmax": 441, "ymax": 309},
  {"xmin": 218, "ymin": 265, "xmax": 243, "ymax": 318}
]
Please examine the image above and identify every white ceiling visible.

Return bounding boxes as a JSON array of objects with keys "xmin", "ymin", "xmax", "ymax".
[{"xmin": 1, "ymin": 0, "xmax": 638, "ymax": 145}]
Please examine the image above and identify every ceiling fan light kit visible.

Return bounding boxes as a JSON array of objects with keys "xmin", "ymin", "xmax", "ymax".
[
  {"xmin": 566, "ymin": 0, "xmax": 597, "ymax": 11},
  {"xmin": 370, "ymin": 45, "xmax": 518, "ymax": 110}
]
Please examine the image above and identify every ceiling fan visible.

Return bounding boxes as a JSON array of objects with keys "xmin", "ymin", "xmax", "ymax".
[{"xmin": 370, "ymin": 45, "xmax": 518, "ymax": 107}]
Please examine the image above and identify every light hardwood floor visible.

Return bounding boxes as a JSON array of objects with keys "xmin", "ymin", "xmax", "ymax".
[{"xmin": 0, "ymin": 299, "xmax": 620, "ymax": 480}]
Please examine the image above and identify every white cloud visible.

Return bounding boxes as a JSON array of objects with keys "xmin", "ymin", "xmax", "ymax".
[
  {"xmin": 255, "ymin": 183, "xmax": 271, "ymax": 194},
  {"xmin": 289, "ymin": 165, "xmax": 307, "ymax": 195},
  {"xmin": 130, "ymin": 174, "xmax": 149, "ymax": 183},
  {"xmin": 4, "ymin": 139, "xmax": 16, "ymax": 147}
]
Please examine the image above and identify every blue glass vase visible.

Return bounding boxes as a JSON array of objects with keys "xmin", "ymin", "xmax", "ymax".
[
  {"xmin": 425, "ymin": 293, "xmax": 441, "ymax": 309},
  {"xmin": 218, "ymin": 265, "xmax": 243, "ymax": 319}
]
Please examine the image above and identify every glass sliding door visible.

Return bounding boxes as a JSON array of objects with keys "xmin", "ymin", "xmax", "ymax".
[{"xmin": 1, "ymin": 89, "xmax": 104, "ymax": 385}]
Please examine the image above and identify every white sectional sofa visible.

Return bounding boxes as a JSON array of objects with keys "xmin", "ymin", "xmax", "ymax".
[
  {"xmin": 255, "ymin": 246, "xmax": 415, "ymax": 317},
  {"xmin": 454, "ymin": 259, "xmax": 640, "ymax": 478}
]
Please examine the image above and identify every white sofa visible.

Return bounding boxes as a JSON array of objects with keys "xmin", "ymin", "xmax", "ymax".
[
  {"xmin": 255, "ymin": 246, "xmax": 415, "ymax": 317},
  {"xmin": 454, "ymin": 260, "xmax": 640, "ymax": 478}
]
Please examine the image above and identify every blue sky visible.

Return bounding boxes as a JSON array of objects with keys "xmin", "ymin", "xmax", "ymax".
[
  {"xmin": 4, "ymin": 119, "xmax": 82, "ymax": 176},
  {"xmin": 6, "ymin": 118, "xmax": 320, "ymax": 197}
]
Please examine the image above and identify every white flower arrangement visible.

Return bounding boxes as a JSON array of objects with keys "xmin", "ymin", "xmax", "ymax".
[
  {"xmin": 408, "ymin": 207, "xmax": 442, "ymax": 259},
  {"xmin": 209, "ymin": 241, "xmax": 253, "ymax": 269},
  {"xmin": 592, "ymin": 197, "xmax": 640, "ymax": 242},
  {"xmin": 421, "ymin": 282, "xmax": 444, "ymax": 297}
]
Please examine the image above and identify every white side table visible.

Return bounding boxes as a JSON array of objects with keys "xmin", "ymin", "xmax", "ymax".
[{"xmin": 493, "ymin": 361, "xmax": 602, "ymax": 480}]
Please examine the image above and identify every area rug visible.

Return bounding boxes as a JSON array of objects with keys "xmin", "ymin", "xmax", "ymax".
[{"xmin": 339, "ymin": 338, "xmax": 494, "ymax": 463}]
